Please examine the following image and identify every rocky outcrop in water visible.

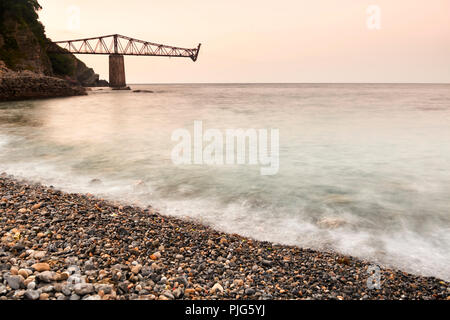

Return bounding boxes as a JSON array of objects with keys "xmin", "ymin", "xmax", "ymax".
[
  {"xmin": 59, "ymin": 54, "xmax": 109, "ymax": 87},
  {"xmin": 0, "ymin": 62, "xmax": 86, "ymax": 101}
]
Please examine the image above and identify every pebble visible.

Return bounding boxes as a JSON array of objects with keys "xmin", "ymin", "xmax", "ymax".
[
  {"xmin": 39, "ymin": 293, "xmax": 49, "ymax": 300},
  {"xmin": 18, "ymin": 269, "xmax": 30, "ymax": 278},
  {"xmin": 32, "ymin": 263, "xmax": 50, "ymax": 272},
  {"xmin": 245, "ymin": 288, "xmax": 256, "ymax": 295},
  {"xmin": 5, "ymin": 275, "xmax": 23, "ymax": 290},
  {"xmin": 73, "ymin": 283, "xmax": 94, "ymax": 296},
  {"xmin": 211, "ymin": 283, "xmax": 224, "ymax": 294},
  {"xmin": 162, "ymin": 291, "xmax": 174, "ymax": 300},
  {"xmin": 27, "ymin": 282, "xmax": 36, "ymax": 290},
  {"xmin": 24, "ymin": 289, "xmax": 40, "ymax": 300},
  {"xmin": 37, "ymin": 271, "xmax": 55, "ymax": 283},
  {"xmin": 0, "ymin": 176, "xmax": 448, "ymax": 301},
  {"xmin": 131, "ymin": 264, "xmax": 142, "ymax": 274}
]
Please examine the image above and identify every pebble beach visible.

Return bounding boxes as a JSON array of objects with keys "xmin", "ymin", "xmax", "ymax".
[{"xmin": 0, "ymin": 174, "xmax": 448, "ymax": 301}]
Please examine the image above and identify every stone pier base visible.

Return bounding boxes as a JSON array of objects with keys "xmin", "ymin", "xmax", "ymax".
[{"xmin": 109, "ymin": 54, "xmax": 126, "ymax": 88}]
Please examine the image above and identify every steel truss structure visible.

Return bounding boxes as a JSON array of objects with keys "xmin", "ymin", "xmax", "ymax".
[{"xmin": 47, "ymin": 34, "xmax": 201, "ymax": 61}]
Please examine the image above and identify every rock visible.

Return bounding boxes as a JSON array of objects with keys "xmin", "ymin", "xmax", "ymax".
[
  {"xmin": 24, "ymin": 289, "xmax": 40, "ymax": 300},
  {"xmin": 70, "ymin": 294, "xmax": 80, "ymax": 301},
  {"xmin": 175, "ymin": 254, "xmax": 184, "ymax": 260},
  {"xmin": 62, "ymin": 286, "xmax": 72, "ymax": 296},
  {"xmin": 32, "ymin": 251, "xmax": 46, "ymax": 259},
  {"xmin": 261, "ymin": 260, "xmax": 273, "ymax": 266},
  {"xmin": 132, "ymin": 90, "xmax": 154, "ymax": 93},
  {"xmin": 31, "ymin": 202, "xmax": 43, "ymax": 211},
  {"xmin": 175, "ymin": 276, "xmax": 189, "ymax": 287},
  {"xmin": 162, "ymin": 290, "xmax": 175, "ymax": 300},
  {"xmin": 118, "ymin": 282, "xmax": 129, "ymax": 294},
  {"xmin": 234, "ymin": 279, "xmax": 244, "ymax": 286},
  {"xmin": 37, "ymin": 271, "xmax": 55, "ymax": 283},
  {"xmin": 5, "ymin": 275, "xmax": 24, "ymax": 290},
  {"xmin": 56, "ymin": 272, "xmax": 69, "ymax": 281},
  {"xmin": 141, "ymin": 266, "xmax": 152, "ymax": 276},
  {"xmin": 32, "ymin": 263, "xmax": 50, "ymax": 272},
  {"xmin": 245, "ymin": 288, "xmax": 256, "ymax": 295},
  {"xmin": 150, "ymin": 252, "xmax": 161, "ymax": 260},
  {"xmin": 18, "ymin": 269, "xmax": 31, "ymax": 278},
  {"xmin": 0, "ymin": 72, "xmax": 87, "ymax": 102},
  {"xmin": 27, "ymin": 282, "xmax": 36, "ymax": 290},
  {"xmin": 89, "ymin": 179, "xmax": 102, "ymax": 186},
  {"xmin": 39, "ymin": 293, "xmax": 50, "ymax": 300},
  {"xmin": 131, "ymin": 264, "xmax": 142, "ymax": 274},
  {"xmin": 73, "ymin": 283, "xmax": 94, "ymax": 296},
  {"xmin": 317, "ymin": 217, "xmax": 347, "ymax": 229},
  {"xmin": 82, "ymin": 295, "xmax": 101, "ymax": 300},
  {"xmin": 173, "ymin": 287, "xmax": 184, "ymax": 299},
  {"xmin": 95, "ymin": 284, "xmax": 113, "ymax": 294},
  {"xmin": 211, "ymin": 283, "xmax": 224, "ymax": 294}
]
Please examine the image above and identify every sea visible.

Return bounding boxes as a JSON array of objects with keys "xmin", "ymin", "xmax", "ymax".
[{"xmin": 0, "ymin": 83, "xmax": 449, "ymax": 280}]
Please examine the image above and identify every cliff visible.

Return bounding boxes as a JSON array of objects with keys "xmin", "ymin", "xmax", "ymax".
[
  {"xmin": 0, "ymin": 61, "xmax": 86, "ymax": 101},
  {"xmin": 0, "ymin": 0, "xmax": 107, "ymax": 101}
]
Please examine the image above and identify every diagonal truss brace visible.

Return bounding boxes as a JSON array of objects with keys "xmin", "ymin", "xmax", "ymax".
[{"xmin": 47, "ymin": 34, "xmax": 201, "ymax": 62}]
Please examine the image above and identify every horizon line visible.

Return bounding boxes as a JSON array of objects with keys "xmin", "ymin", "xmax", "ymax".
[{"xmin": 126, "ymin": 82, "xmax": 450, "ymax": 85}]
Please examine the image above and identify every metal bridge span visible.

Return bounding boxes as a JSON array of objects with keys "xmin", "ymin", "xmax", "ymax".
[{"xmin": 47, "ymin": 34, "xmax": 201, "ymax": 88}]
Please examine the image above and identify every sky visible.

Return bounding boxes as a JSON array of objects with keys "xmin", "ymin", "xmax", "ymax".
[{"xmin": 39, "ymin": 0, "xmax": 450, "ymax": 84}]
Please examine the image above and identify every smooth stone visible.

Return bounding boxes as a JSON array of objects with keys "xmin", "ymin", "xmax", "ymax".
[
  {"xmin": 162, "ymin": 290, "xmax": 174, "ymax": 300},
  {"xmin": 131, "ymin": 264, "xmax": 142, "ymax": 274},
  {"xmin": 37, "ymin": 271, "xmax": 55, "ymax": 283},
  {"xmin": 33, "ymin": 251, "xmax": 46, "ymax": 259},
  {"xmin": 82, "ymin": 295, "xmax": 101, "ymax": 300},
  {"xmin": 24, "ymin": 289, "xmax": 40, "ymax": 300},
  {"xmin": 173, "ymin": 287, "xmax": 184, "ymax": 299},
  {"xmin": 18, "ymin": 269, "xmax": 30, "ymax": 278},
  {"xmin": 32, "ymin": 263, "xmax": 50, "ymax": 272},
  {"xmin": 73, "ymin": 283, "xmax": 94, "ymax": 296},
  {"xmin": 245, "ymin": 288, "xmax": 256, "ymax": 295},
  {"xmin": 5, "ymin": 275, "xmax": 23, "ymax": 290},
  {"xmin": 211, "ymin": 283, "xmax": 224, "ymax": 294},
  {"xmin": 70, "ymin": 294, "xmax": 80, "ymax": 300},
  {"xmin": 27, "ymin": 282, "xmax": 36, "ymax": 290}
]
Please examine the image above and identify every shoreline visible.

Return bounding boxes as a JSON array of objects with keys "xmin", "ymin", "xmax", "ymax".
[
  {"xmin": 0, "ymin": 174, "xmax": 448, "ymax": 300},
  {"xmin": 0, "ymin": 64, "xmax": 86, "ymax": 102}
]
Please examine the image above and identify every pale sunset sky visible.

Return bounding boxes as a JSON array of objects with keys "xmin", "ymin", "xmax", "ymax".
[{"xmin": 39, "ymin": 0, "xmax": 450, "ymax": 83}]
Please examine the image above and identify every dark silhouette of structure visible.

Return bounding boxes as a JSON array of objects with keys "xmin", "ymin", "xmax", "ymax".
[{"xmin": 48, "ymin": 34, "xmax": 201, "ymax": 88}]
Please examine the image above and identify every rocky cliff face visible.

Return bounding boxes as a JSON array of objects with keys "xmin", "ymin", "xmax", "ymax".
[
  {"xmin": 0, "ymin": 0, "xmax": 108, "ymax": 87},
  {"xmin": 0, "ymin": 16, "xmax": 53, "ymax": 75},
  {"xmin": 0, "ymin": 60, "xmax": 86, "ymax": 101},
  {"xmin": 60, "ymin": 54, "xmax": 109, "ymax": 87}
]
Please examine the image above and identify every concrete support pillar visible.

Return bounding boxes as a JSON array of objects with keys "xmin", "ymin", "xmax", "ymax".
[{"xmin": 109, "ymin": 54, "xmax": 126, "ymax": 88}]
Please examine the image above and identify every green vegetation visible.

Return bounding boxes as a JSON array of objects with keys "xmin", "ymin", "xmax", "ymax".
[
  {"xmin": 48, "ymin": 53, "xmax": 75, "ymax": 77},
  {"xmin": 0, "ymin": 0, "xmax": 46, "ymax": 69},
  {"xmin": 0, "ymin": 0, "xmax": 75, "ymax": 76}
]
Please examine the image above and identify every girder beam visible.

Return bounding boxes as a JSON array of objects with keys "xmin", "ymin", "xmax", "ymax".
[{"xmin": 47, "ymin": 34, "xmax": 201, "ymax": 62}]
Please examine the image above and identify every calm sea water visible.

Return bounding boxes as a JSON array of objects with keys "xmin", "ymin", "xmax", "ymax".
[{"xmin": 0, "ymin": 84, "xmax": 449, "ymax": 280}]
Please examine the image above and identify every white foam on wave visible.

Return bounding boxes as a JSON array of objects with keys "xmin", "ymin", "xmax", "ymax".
[
  {"xmin": 0, "ymin": 134, "xmax": 9, "ymax": 150},
  {"xmin": 1, "ymin": 151, "xmax": 449, "ymax": 281},
  {"xmin": 148, "ymin": 195, "xmax": 450, "ymax": 281}
]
